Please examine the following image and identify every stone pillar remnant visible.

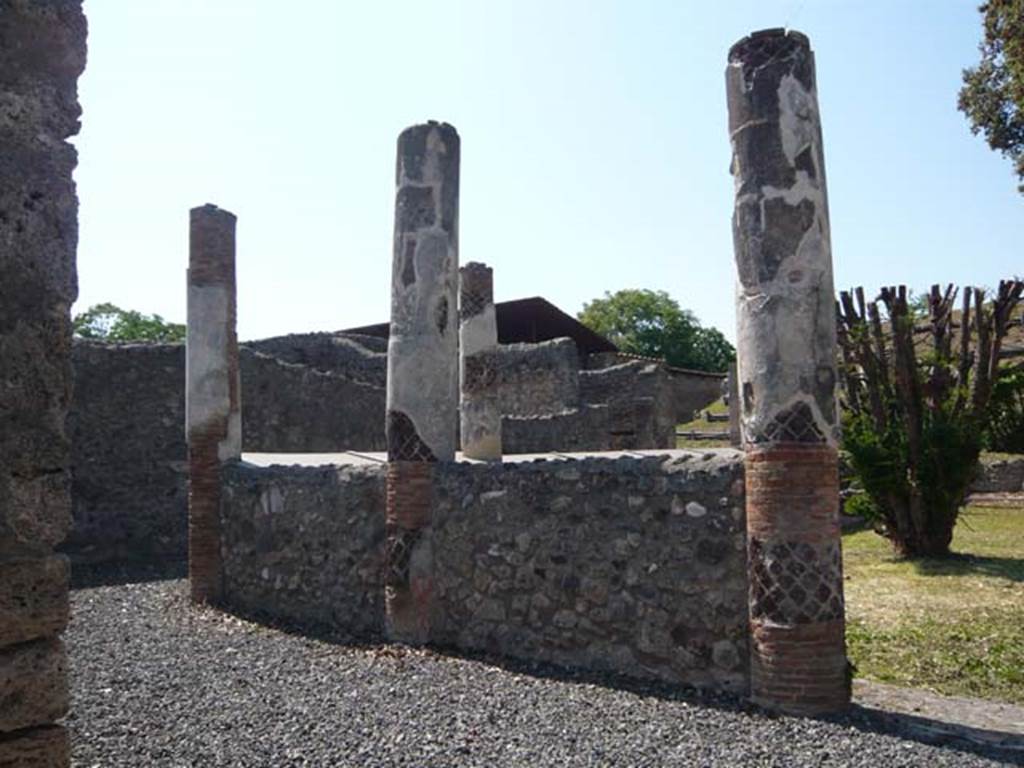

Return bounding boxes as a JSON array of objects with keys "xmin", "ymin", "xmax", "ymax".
[
  {"xmin": 187, "ymin": 204, "xmax": 241, "ymax": 604},
  {"xmin": 385, "ymin": 121, "xmax": 460, "ymax": 643},
  {"xmin": 726, "ymin": 29, "xmax": 849, "ymax": 714},
  {"xmin": 459, "ymin": 262, "xmax": 502, "ymax": 460},
  {"xmin": 0, "ymin": 3, "xmax": 86, "ymax": 764}
]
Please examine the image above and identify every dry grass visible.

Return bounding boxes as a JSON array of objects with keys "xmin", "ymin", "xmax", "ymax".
[
  {"xmin": 843, "ymin": 506, "xmax": 1024, "ymax": 704},
  {"xmin": 675, "ymin": 398, "xmax": 731, "ymax": 449}
]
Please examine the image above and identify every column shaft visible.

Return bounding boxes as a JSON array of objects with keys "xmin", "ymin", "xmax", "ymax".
[
  {"xmin": 186, "ymin": 204, "xmax": 240, "ymax": 604},
  {"xmin": 726, "ymin": 29, "xmax": 849, "ymax": 714},
  {"xmin": 385, "ymin": 122, "xmax": 460, "ymax": 643}
]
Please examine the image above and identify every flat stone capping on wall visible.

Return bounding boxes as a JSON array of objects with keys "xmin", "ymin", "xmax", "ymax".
[{"xmin": 222, "ymin": 449, "xmax": 750, "ymax": 695}]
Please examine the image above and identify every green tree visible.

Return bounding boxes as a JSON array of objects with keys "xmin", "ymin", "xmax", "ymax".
[
  {"xmin": 958, "ymin": 0, "xmax": 1024, "ymax": 193},
  {"xmin": 73, "ymin": 302, "xmax": 185, "ymax": 343},
  {"xmin": 577, "ymin": 289, "xmax": 734, "ymax": 372},
  {"xmin": 837, "ymin": 281, "xmax": 1023, "ymax": 558}
]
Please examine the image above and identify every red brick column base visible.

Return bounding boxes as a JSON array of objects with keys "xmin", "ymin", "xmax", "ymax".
[
  {"xmin": 746, "ymin": 445, "xmax": 850, "ymax": 714},
  {"xmin": 188, "ymin": 427, "xmax": 225, "ymax": 604},
  {"xmin": 385, "ymin": 461, "xmax": 435, "ymax": 644}
]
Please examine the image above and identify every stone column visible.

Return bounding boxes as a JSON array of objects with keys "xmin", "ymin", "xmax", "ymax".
[
  {"xmin": 459, "ymin": 262, "xmax": 502, "ymax": 460},
  {"xmin": 0, "ymin": 3, "xmax": 86, "ymax": 765},
  {"xmin": 726, "ymin": 29, "xmax": 849, "ymax": 714},
  {"xmin": 385, "ymin": 121, "xmax": 460, "ymax": 643},
  {"xmin": 187, "ymin": 204, "xmax": 241, "ymax": 604}
]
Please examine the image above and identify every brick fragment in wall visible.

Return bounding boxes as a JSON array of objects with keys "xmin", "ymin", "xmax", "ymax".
[
  {"xmin": 0, "ymin": 638, "xmax": 68, "ymax": 734},
  {"xmin": 0, "ymin": 556, "xmax": 69, "ymax": 647},
  {"xmin": 0, "ymin": 725, "xmax": 69, "ymax": 768}
]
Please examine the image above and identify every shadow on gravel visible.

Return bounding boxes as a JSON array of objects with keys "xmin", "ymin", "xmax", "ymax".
[
  {"xmin": 831, "ymin": 705, "xmax": 1024, "ymax": 766},
  {"xmin": 208, "ymin": 599, "xmax": 1024, "ymax": 765},
  {"xmin": 70, "ymin": 559, "xmax": 187, "ymax": 589}
]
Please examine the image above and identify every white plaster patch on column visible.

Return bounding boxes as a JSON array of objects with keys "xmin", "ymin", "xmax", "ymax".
[
  {"xmin": 460, "ymin": 305, "xmax": 496, "ymax": 357},
  {"xmin": 186, "ymin": 283, "xmax": 231, "ymax": 435},
  {"xmin": 777, "ymin": 74, "xmax": 816, "ymax": 166}
]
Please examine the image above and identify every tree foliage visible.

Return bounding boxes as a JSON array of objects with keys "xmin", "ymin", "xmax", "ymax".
[
  {"xmin": 985, "ymin": 364, "xmax": 1024, "ymax": 452},
  {"xmin": 577, "ymin": 289, "xmax": 734, "ymax": 372},
  {"xmin": 958, "ymin": 0, "xmax": 1024, "ymax": 193},
  {"xmin": 837, "ymin": 281, "xmax": 1023, "ymax": 558},
  {"xmin": 73, "ymin": 302, "xmax": 185, "ymax": 343}
]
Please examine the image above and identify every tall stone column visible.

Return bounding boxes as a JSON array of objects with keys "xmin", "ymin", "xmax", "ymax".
[
  {"xmin": 0, "ymin": 3, "xmax": 86, "ymax": 765},
  {"xmin": 725, "ymin": 29, "xmax": 849, "ymax": 714},
  {"xmin": 459, "ymin": 262, "xmax": 502, "ymax": 460},
  {"xmin": 385, "ymin": 121, "xmax": 460, "ymax": 643},
  {"xmin": 187, "ymin": 204, "xmax": 241, "ymax": 605}
]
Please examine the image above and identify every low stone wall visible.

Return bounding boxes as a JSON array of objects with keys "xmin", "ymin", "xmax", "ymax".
[
  {"xmin": 494, "ymin": 338, "xmax": 579, "ymax": 417},
  {"xmin": 221, "ymin": 462, "xmax": 386, "ymax": 638},
  {"xmin": 971, "ymin": 454, "xmax": 1024, "ymax": 493},
  {"xmin": 219, "ymin": 450, "xmax": 750, "ymax": 694}
]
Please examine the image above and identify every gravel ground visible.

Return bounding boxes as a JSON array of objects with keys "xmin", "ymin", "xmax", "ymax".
[{"xmin": 67, "ymin": 579, "xmax": 1019, "ymax": 767}]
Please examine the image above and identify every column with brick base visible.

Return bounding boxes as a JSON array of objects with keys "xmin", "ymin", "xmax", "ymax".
[
  {"xmin": 186, "ymin": 204, "xmax": 241, "ymax": 605},
  {"xmin": 459, "ymin": 262, "xmax": 502, "ymax": 461},
  {"xmin": 385, "ymin": 122, "xmax": 460, "ymax": 643},
  {"xmin": 725, "ymin": 29, "xmax": 849, "ymax": 714},
  {"xmin": 0, "ymin": 4, "xmax": 85, "ymax": 763}
]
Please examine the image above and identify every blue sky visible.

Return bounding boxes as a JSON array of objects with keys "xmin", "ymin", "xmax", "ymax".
[{"xmin": 74, "ymin": 0, "xmax": 1022, "ymax": 342}]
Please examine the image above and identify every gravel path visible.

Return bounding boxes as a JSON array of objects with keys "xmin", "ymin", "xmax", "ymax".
[{"xmin": 67, "ymin": 580, "xmax": 1018, "ymax": 767}]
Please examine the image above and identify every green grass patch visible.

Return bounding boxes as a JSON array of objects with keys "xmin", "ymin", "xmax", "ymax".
[
  {"xmin": 676, "ymin": 398, "xmax": 732, "ymax": 449},
  {"xmin": 843, "ymin": 506, "xmax": 1024, "ymax": 704}
]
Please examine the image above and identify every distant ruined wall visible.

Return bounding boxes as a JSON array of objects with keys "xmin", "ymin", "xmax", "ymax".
[
  {"xmin": 0, "ymin": 2, "xmax": 87, "ymax": 764},
  {"xmin": 667, "ymin": 370, "xmax": 727, "ymax": 423},
  {"xmin": 218, "ymin": 451, "xmax": 750, "ymax": 694},
  {"xmin": 245, "ymin": 332, "xmax": 387, "ymax": 387},
  {"xmin": 64, "ymin": 341, "xmax": 385, "ymax": 565},
  {"xmin": 494, "ymin": 338, "xmax": 580, "ymax": 417},
  {"xmin": 587, "ymin": 352, "xmax": 726, "ymax": 423},
  {"xmin": 66, "ymin": 342, "xmax": 187, "ymax": 565},
  {"xmin": 580, "ymin": 362, "xmax": 677, "ymax": 447},
  {"xmin": 241, "ymin": 349, "xmax": 385, "ymax": 452},
  {"xmin": 502, "ymin": 406, "xmax": 612, "ymax": 454}
]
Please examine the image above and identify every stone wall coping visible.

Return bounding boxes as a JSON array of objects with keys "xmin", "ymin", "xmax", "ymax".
[{"xmin": 240, "ymin": 447, "xmax": 743, "ymax": 469}]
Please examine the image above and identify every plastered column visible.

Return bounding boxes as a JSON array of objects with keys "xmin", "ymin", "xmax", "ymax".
[
  {"xmin": 459, "ymin": 262, "xmax": 502, "ymax": 460},
  {"xmin": 385, "ymin": 122, "xmax": 460, "ymax": 643},
  {"xmin": 0, "ymin": 4, "xmax": 85, "ymax": 764},
  {"xmin": 726, "ymin": 29, "xmax": 849, "ymax": 714},
  {"xmin": 186, "ymin": 204, "xmax": 241, "ymax": 604}
]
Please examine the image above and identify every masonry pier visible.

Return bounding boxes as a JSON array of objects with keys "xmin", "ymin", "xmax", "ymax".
[
  {"xmin": 459, "ymin": 262, "xmax": 503, "ymax": 460},
  {"xmin": 0, "ymin": 3, "xmax": 86, "ymax": 764},
  {"xmin": 186, "ymin": 204, "xmax": 241, "ymax": 604},
  {"xmin": 385, "ymin": 122, "xmax": 461, "ymax": 643},
  {"xmin": 726, "ymin": 29, "xmax": 849, "ymax": 714}
]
